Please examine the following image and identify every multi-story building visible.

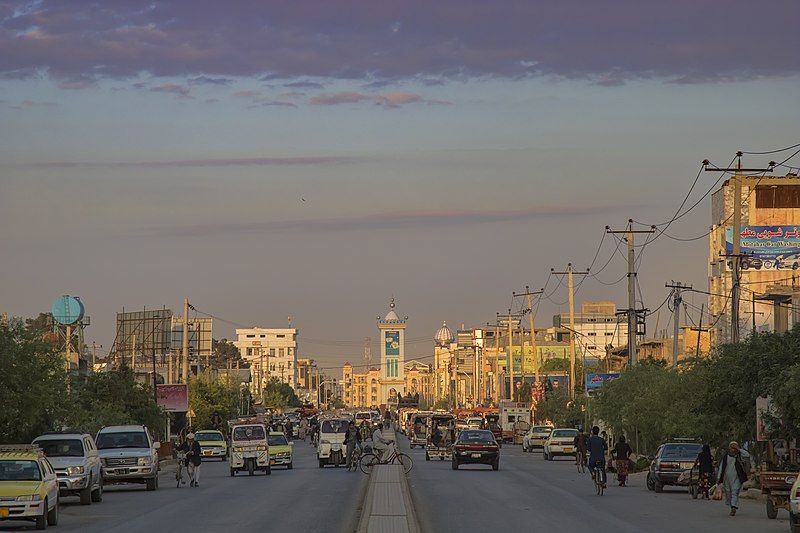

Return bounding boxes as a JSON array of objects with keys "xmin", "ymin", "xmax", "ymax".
[
  {"xmin": 709, "ymin": 171, "xmax": 800, "ymax": 344},
  {"xmin": 296, "ymin": 358, "xmax": 317, "ymax": 404},
  {"xmin": 404, "ymin": 360, "xmax": 434, "ymax": 406},
  {"xmin": 234, "ymin": 327, "xmax": 298, "ymax": 394},
  {"xmin": 552, "ymin": 301, "xmax": 626, "ymax": 362}
]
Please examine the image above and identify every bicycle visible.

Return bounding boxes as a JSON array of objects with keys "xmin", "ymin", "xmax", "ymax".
[
  {"xmin": 576, "ymin": 451, "xmax": 587, "ymax": 474},
  {"xmin": 175, "ymin": 452, "xmax": 187, "ymax": 487},
  {"xmin": 359, "ymin": 443, "xmax": 413, "ymax": 475},
  {"xmin": 347, "ymin": 443, "xmax": 372, "ymax": 472},
  {"xmin": 589, "ymin": 459, "xmax": 606, "ymax": 496}
]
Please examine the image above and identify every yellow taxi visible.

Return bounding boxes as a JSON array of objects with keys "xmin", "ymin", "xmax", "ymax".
[
  {"xmin": 195, "ymin": 430, "xmax": 228, "ymax": 461},
  {"xmin": 268, "ymin": 432, "xmax": 293, "ymax": 470},
  {"xmin": 0, "ymin": 445, "xmax": 60, "ymax": 530}
]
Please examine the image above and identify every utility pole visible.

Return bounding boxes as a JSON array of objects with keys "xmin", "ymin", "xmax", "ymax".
[
  {"xmin": 695, "ymin": 303, "xmax": 704, "ymax": 357},
  {"xmin": 181, "ymin": 298, "xmax": 190, "ymax": 383},
  {"xmin": 705, "ymin": 154, "xmax": 773, "ymax": 343},
  {"xmin": 665, "ymin": 281, "xmax": 692, "ymax": 368},
  {"xmin": 513, "ymin": 286, "xmax": 544, "ymax": 386},
  {"xmin": 552, "ymin": 265, "xmax": 588, "ymax": 398},
  {"xmin": 498, "ymin": 310, "xmax": 524, "ymax": 401},
  {"xmin": 91, "ymin": 341, "xmax": 99, "ymax": 373},
  {"xmin": 607, "ymin": 222, "xmax": 655, "ymax": 367}
]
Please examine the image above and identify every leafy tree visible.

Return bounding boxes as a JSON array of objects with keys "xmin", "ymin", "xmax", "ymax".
[
  {"xmin": 24, "ymin": 313, "xmax": 54, "ymax": 337},
  {"xmin": 535, "ymin": 388, "xmax": 586, "ymax": 428},
  {"xmin": 0, "ymin": 319, "xmax": 69, "ymax": 443},
  {"xmin": 66, "ymin": 368, "xmax": 165, "ymax": 439},
  {"xmin": 188, "ymin": 372, "xmax": 243, "ymax": 430},
  {"xmin": 261, "ymin": 378, "xmax": 301, "ymax": 409},
  {"xmin": 211, "ymin": 338, "xmax": 246, "ymax": 369},
  {"xmin": 517, "ymin": 382, "xmax": 532, "ymax": 403}
]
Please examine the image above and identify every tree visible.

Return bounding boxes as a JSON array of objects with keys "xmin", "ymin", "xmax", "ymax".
[
  {"xmin": 211, "ymin": 338, "xmax": 245, "ymax": 369},
  {"xmin": 67, "ymin": 368, "xmax": 165, "ymax": 439},
  {"xmin": 0, "ymin": 319, "xmax": 69, "ymax": 443},
  {"xmin": 517, "ymin": 382, "xmax": 532, "ymax": 403},
  {"xmin": 261, "ymin": 378, "xmax": 301, "ymax": 409},
  {"xmin": 188, "ymin": 372, "xmax": 242, "ymax": 430},
  {"xmin": 535, "ymin": 388, "xmax": 586, "ymax": 428}
]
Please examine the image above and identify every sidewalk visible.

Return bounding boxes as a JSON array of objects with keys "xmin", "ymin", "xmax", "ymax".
[{"xmin": 357, "ymin": 429, "xmax": 419, "ymax": 533}]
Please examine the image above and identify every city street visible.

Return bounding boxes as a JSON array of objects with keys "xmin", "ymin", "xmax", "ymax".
[
  {"xmin": 0, "ymin": 440, "xmax": 366, "ymax": 533},
  {"xmin": 402, "ymin": 437, "xmax": 791, "ymax": 533}
]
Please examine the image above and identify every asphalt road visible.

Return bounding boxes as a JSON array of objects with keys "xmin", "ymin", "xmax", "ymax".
[
  {"xmin": 402, "ymin": 436, "xmax": 791, "ymax": 533},
  {"xmin": 1, "ymin": 438, "xmax": 367, "ymax": 533}
]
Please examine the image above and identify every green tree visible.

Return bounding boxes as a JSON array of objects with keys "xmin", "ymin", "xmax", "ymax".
[
  {"xmin": 261, "ymin": 378, "xmax": 301, "ymax": 409},
  {"xmin": 535, "ymin": 388, "xmax": 586, "ymax": 428},
  {"xmin": 211, "ymin": 338, "xmax": 245, "ymax": 370},
  {"xmin": 0, "ymin": 319, "xmax": 69, "ymax": 443},
  {"xmin": 66, "ymin": 368, "xmax": 165, "ymax": 439},
  {"xmin": 188, "ymin": 372, "xmax": 243, "ymax": 430}
]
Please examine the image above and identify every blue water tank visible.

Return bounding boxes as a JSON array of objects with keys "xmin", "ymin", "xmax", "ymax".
[{"xmin": 51, "ymin": 295, "xmax": 84, "ymax": 325}]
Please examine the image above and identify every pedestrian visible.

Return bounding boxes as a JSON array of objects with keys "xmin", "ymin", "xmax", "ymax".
[
  {"xmin": 694, "ymin": 443, "xmax": 714, "ymax": 500},
  {"xmin": 182, "ymin": 433, "xmax": 203, "ymax": 487},
  {"xmin": 717, "ymin": 441, "xmax": 748, "ymax": 516},
  {"xmin": 612, "ymin": 435, "xmax": 633, "ymax": 486},
  {"xmin": 345, "ymin": 421, "xmax": 361, "ymax": 470}
]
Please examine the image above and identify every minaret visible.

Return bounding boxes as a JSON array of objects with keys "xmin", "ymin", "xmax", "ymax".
[{"xmin": 377, "ymin": 296, "xmax": 407, "ymax": 407}]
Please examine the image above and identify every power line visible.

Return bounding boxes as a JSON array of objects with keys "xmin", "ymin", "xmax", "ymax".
[{"xmin": 742, "ymin": 142, "xmax": 800, "ymax": 155}]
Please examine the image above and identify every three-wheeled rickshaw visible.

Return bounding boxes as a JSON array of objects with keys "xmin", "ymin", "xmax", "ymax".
[
  {"xmin": 409, "ymin": 412, "xmax": 430, "ymax": 449},
  {"xmin": 425, "ymin": 413, "xmax": 456, "ymax": 461}
]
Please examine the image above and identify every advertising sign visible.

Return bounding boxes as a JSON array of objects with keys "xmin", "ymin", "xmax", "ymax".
[
  {"xmin": 725, "ymin": 226, "xmax": 800, "ymax": 270},
  {"xmin": 585, "ymin": 373, "xmax": 621, "ymax": 392},
  {"xmin": 385, "ymin": 331, "xmax": 400, "ymax": 356},
  {"xmin": 510, "ymin": 345, "xmax": 570, "ymax": 374},
  {"xmin": 156, "ymin": 384, "xmax": 188, "ymax": 412}
]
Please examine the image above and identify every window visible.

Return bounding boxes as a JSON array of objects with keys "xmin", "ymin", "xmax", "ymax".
[
  {"xmin": 756, "ymin": 185, "xmax": 800, "ymax": 208},
  {"xmin": 277, "ymin": 334, "xmax": 286, "ymax": 338},
  {"xmin": 260, "ymin": 334, "xmax": 265, "ymax": 338},
  {"xmin": 605, "ymin": 332, "xmax": 614, "ymax": 336},
  {"xmin": 246, "ymin": 334, "xmax": 255, "ymax": 338},
  {"xmin": 588, "ymin": 332, "xmax": 597, "ymax": 336},
  {"xmin": 587, "ymin": 346, "xmax": 597, "ymax": 350},
  {"xmin": 588, "ymin": 318, "xmax": 597, "ymax": 322},
  {"xmin": 279, "ymin": 348, "xmax": 285, "ymax": 358},
  {"xmin": 270, "ymin": 348, "xmax": 276, "ymax": 357}
]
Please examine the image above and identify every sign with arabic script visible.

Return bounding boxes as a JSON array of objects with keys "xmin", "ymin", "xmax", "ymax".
[{"xmin": 725, "ymin": 226, "xmax": 800, "ymax": 270}]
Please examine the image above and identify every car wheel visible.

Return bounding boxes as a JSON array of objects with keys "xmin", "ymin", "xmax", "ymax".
[
  {"xmin": 230, "ymin": 469, "xmax": 235, "ymax": 477},
  {"xmin": 646, "ymin": 473, "xmax": 655, "ymax": 491},
  {"xmin": 265, "ymin": 465, "xmax": 271, "ymax": 476},
  {"xmin": 766, "ymin": 498, "xmax": 778, "ymax": 519},
  {"xmin": 35, "ymin": 498, "xmax": 47, "ymax": 530},
  {"xmin": 654, "ymin": 479, "xmax": 664, "ymax": 493},
  {"xmin": 789, "ymin": 512, "xmax": 800, "ymax": 533},
  {"xmin": 319, "ymin": 459, "xmax": 325, "ymax": 468},
  {"xmin": 492, "ymin": 458, "xmax": 499, "ymax": 471},
  {"xmin": 79, "ymin": 478, "xmax": 92, "ymax": 505},
  {"xmin": 425, "ymin": 452, "xmax": 430, "ymax": 461},
  {"xmin": 287, "ymin": 463, "xmax": 293, "ymax": 470},
  {"xmin": 47, "ymin": 496, "xmax": 58, "ymax": 526},
  {"xmin": 451, "ymin": 459, "xmax": 458, "ymax": 470},
  {"xmin": 146, "ymin": 476, "xmax": 157, "ymax": 491},
  {"xmin": 91, "ymin": 477, "xmax": 103, "ymax": 503}
]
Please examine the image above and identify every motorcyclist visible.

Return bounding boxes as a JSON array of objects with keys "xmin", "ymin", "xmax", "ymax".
[{"xmin": 587, "ymin": 425, "xmax": 608, "ymax": 487}]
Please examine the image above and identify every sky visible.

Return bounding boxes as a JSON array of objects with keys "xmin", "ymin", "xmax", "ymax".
[{"xmin": 1, "ymin": 0, "xmax": 799, "ymax": 370}]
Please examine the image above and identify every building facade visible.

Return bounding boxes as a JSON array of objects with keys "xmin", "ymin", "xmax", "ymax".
[
  {"xmin": 377, "ymin": 298, "xmax": 406, "ymax": 406},
  {"xmin": 553, "ymin": 301, "xmax": 627, "ymax": 362},
  {"xmin": 234, "ymin": 327, "xmax": 298, "ymax": 394}
]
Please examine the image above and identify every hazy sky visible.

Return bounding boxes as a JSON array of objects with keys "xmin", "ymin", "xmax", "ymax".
[{"xmin": 1, "ymin": 1, "xmax": 799, "ymax": 370}]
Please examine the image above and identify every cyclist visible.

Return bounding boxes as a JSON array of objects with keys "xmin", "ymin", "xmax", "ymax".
[
  {"xmin": 574, "ymin": 430, "xmax": 588, "ymax": 469},
  {"xmin": 587, "ymin": 426, "xmax": 608, "ymax": 488},
  {"xmin": 345, "ymin": 421, "xmax": 362, "ymax": 470},
  {"xmin": 372, "ymin": 422, "xmax": 391, "ymax": 460}
]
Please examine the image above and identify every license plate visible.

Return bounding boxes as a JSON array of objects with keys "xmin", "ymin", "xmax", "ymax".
[
  {"xmin": 118, "ymin": 468, "xmax": 129, "ymax": 475},
  {"xmin": 203, "ymin": 451, "xmax": 212, "ymax": 455},
  {"xmin": 243, "ymin": 452, "xmax": 257, "ymax": 458},
  {"xmin": 269, "ymin": 460, "xmax": 275, "ymax": 465},
  {"xmin": 471, "ymin": 453, "xmax": 481, "ymax": 458},
  {"xmin": 0, "ymin": 508, "xmax": 8, "ymax": 518},
  {"xmin": 564, "ymin": 448, "xmax": 573, "ymax": 453}
]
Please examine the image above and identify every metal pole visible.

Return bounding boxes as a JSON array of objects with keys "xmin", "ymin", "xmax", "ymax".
[
  {"xmin": 627, "ymin": 224, "xmax": 637, "ymax": 367},
  {"xmin": 182, "ymin": 298, "xmax": 189, "ymax": 383},
  {"xmin": 527, "ymin": 293, "xmax": 539, "ymax": 386},
  {"xmin": 507, "ymin": 310, "xmax": 514, "ymax": 401},
  {"xmin": 731, "ymin": 157, "xmax": 742, "ymax": 343},
  {"xmin": 567, "ymin": 267, "xmax": 577, "ymax": 399},
  {"xmin": 696, "ymin": 304, "xmax": 704, "ymax": 357},
  {"xmin": 672, "ymin": 289, "xmax": 681, "ymax": 368}
]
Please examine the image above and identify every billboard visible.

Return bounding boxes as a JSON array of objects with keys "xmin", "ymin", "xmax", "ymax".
[
  {"xmin": 508, "ymin": 345, "xmax": 570, "ymax": 374},
  {"xmin": 385, "ymin": 331, "xmax": 400, "ymax": 356},
  {"xmin": 585, "ymin": 373, "xmax": 621, "ymax": 391},
  {"xmin": 725, "ymin": 226, "xmax": 800, "ymax": 270},
  {"xmin": 156, "ymin": 384, "xmax": 188, "ymax": 412}
]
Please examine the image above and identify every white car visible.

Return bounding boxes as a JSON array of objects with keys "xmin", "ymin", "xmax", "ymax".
[
  {"xmin": 96, "ymin": 425, "xmax": 160, "ymax": 490},
  {"xmin": 542, "ymin": 428, "xmax": 579, "ymax": 461},
  {"xmin": 522, "ymin": 426, "xmax": 554, "ymax": 452},
  {"xmin": 466, "ymin": 418, "xmax": 484, "ymax": 430},
  {"xmin": 790, "ymin": 475, "xmax": 800, "ymax": 533},
  {"xmin": 33, "ymin": 432, "xmax": 103, "ymax": 504}
]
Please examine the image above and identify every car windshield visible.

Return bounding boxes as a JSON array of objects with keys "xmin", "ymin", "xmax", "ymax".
[
  {"xmin": 0, "ymin": 460, "xmax": 41, "ymax": 481},
  {"xmin": 195, "ymin": 432, "xmax": 224, "ymax": 441},
  {"xmin": 321, "ymin": 420, "xmax": 347, "ymax": 433},
  {"xmin": 458, "ymin": 431, "xmax": 495, "ymax": 443},
  {"xmin": 532, "ymin": 427, "xmax": 552, "ymax": 433},
  {"xmin": 268, "ymin": 435, "xmax": 289, "ymax": 446},
  {"xmin": 662, "ymin": 444, "xmax": 702, "ymax": 459},
  {"xmin": 552, "ymin": 430, "xmax": 578, "ymax": 438},
  {"xmin": 232, "ymin": 426, "xmax": 265, "ymax": 442},
  {"xmin": 96, "ymin": 431, "xmax": 149, "ymax": 449},
  {"xmin": 35, "ymin": 439, "xmax": 84, "ymax": 457},
  {"xmin": 356, "ymin": 413, "xmax": 370, "ymax": 420}
]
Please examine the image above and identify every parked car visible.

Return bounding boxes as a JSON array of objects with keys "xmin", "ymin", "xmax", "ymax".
[
  {"xmin": 646, "ymin": 441, "xmax": 703, "ymax": 492},
  {"xmin": 0, "ymin": 444, "xmax": 60, "ymax": 530},
  {"xmin": 33, "ymin": 432, "xmax": 103, "ymax": 505},
  {"xmin": 268, "ymin": 432, "xmax": 293, "ymax": 469},
  {"xmin": 451, "ymin": 430, "xmax": 500, "ymax": 471},
  {"xmin": 522, "ymin": 425, "xmax": 554, "ymax": 452},
  {"xmin": 789, "ymin": 475, "xmax": 800, "ymax": 533},
  {"xmin": 95, "ymin": 425, "xmax": 160, "ymax": 491},
  {"xmin": 542, "ymin": 428, "xmax": 579, "ymax": 460},
  {"xmin": 194, "ymin": 430, "xmax": 227, "ymax": 461}
]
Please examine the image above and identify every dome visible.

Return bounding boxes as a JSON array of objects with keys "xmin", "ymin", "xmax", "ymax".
[{"xmin": 434, "ymin": 322, "xmax": 453, "ymax": 346}]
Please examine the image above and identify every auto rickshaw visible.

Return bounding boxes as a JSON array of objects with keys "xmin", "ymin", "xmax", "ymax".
[
  {"xmin": 761, "ymin": 440, "xmax": 799, "ymax": 520},
  {"xmin": 425, "ymin": 414, "xmax": 456, "ymax": 461},
  {"xmin": 409, "ymin": 413, "xmax": 430, "ymax": 449}
]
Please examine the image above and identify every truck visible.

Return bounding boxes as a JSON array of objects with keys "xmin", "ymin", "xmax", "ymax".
[{"xmin": 499, "ymin": 401, "xmax": 532, "ymax": 443}]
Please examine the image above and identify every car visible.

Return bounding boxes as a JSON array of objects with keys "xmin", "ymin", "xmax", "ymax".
[
  {"xmin": 790, "ymin": 475, "xmax": 800, "ymax": 533},
  {"xmin": 522, "ymin": 425, "xmax": 554, "ymax": 452},
  {"xmin": 466, "ymin": 417, "xmax": 484, "ymax": 430},
  {"xmin": 542, "ymin": 428, "xmax": 579, "ymax": 460},
  {"xmin": 646, "ymin": 441, "xmax": 703, "ymax": 492},
  {"xmin": 0, "ymin": 445, "xmax": 60, "ymax": 530},
  {"xmin": 194, "ymin": 430, "xmax": 227, "ymax": 461},
  {"xmin": 268, "ymin": 432, "xmax": 293, "ymax": 469},
  {"xmin": 95, "ymin": 425, "xmax": 160, "ymax": 491},
  {"xmin": 451, "ymin": 430, "xmax": 500, "ymax": 471},
  {"xmin": 33, "ymin": 432, "xmax": 103, "ymax": 505}
]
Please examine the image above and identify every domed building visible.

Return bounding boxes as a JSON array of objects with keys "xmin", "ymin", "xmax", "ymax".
[
  {"xmin": 434, "ymin": 322, "xmax": 456, "ymax": 402},
  {"xmin": 434, "ymin": 322, "xmax": 454, "ymax": 347}
]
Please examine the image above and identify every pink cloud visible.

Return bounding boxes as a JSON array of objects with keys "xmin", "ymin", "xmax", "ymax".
[
  {"xmin": 309, "ymin": 92, "xmax": 372, "ymax": 105},
  {"xmin": 149, "ymin": 83, "xmax": 191, "ymax": 97},
  {"xmin": 376, "ymin": 91, "xmax": 421, "ymax": 108}
]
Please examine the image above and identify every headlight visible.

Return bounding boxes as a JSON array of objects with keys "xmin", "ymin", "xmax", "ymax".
[
  {"xmin": 137, "ymin": 457, "xmax": 153, "ymax": 466},
  {"xmin": 16, "ymin": 494, "xmax": 42, "ymax": 502},
  {"xmin": 256, "ymin": 445, "xmax": 266, "ymax": 451},
  {"xmin": 101, "ymin": 458, "xmax": 108, "ymax": 466},
  {"xmin": 66, "ymin": 466, "xmax": 85, "ymax": 476},
  {"xmin": 320, "ymin": 440, "xmax": 330, "ymax": 445}
]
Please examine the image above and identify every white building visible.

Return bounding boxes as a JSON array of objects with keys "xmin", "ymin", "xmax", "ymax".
[
  {"xmin": 234, "ymin": 328, "xmax": 298, "ymax": 393},
  {"xmin": 553, "ymin": 301, "xmax": 627, "ymax": 362}
]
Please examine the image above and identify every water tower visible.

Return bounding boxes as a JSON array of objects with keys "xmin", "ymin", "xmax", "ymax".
[{"xmin": 51, "ymin": 295, "xmax": 90, "ymax": 373}]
